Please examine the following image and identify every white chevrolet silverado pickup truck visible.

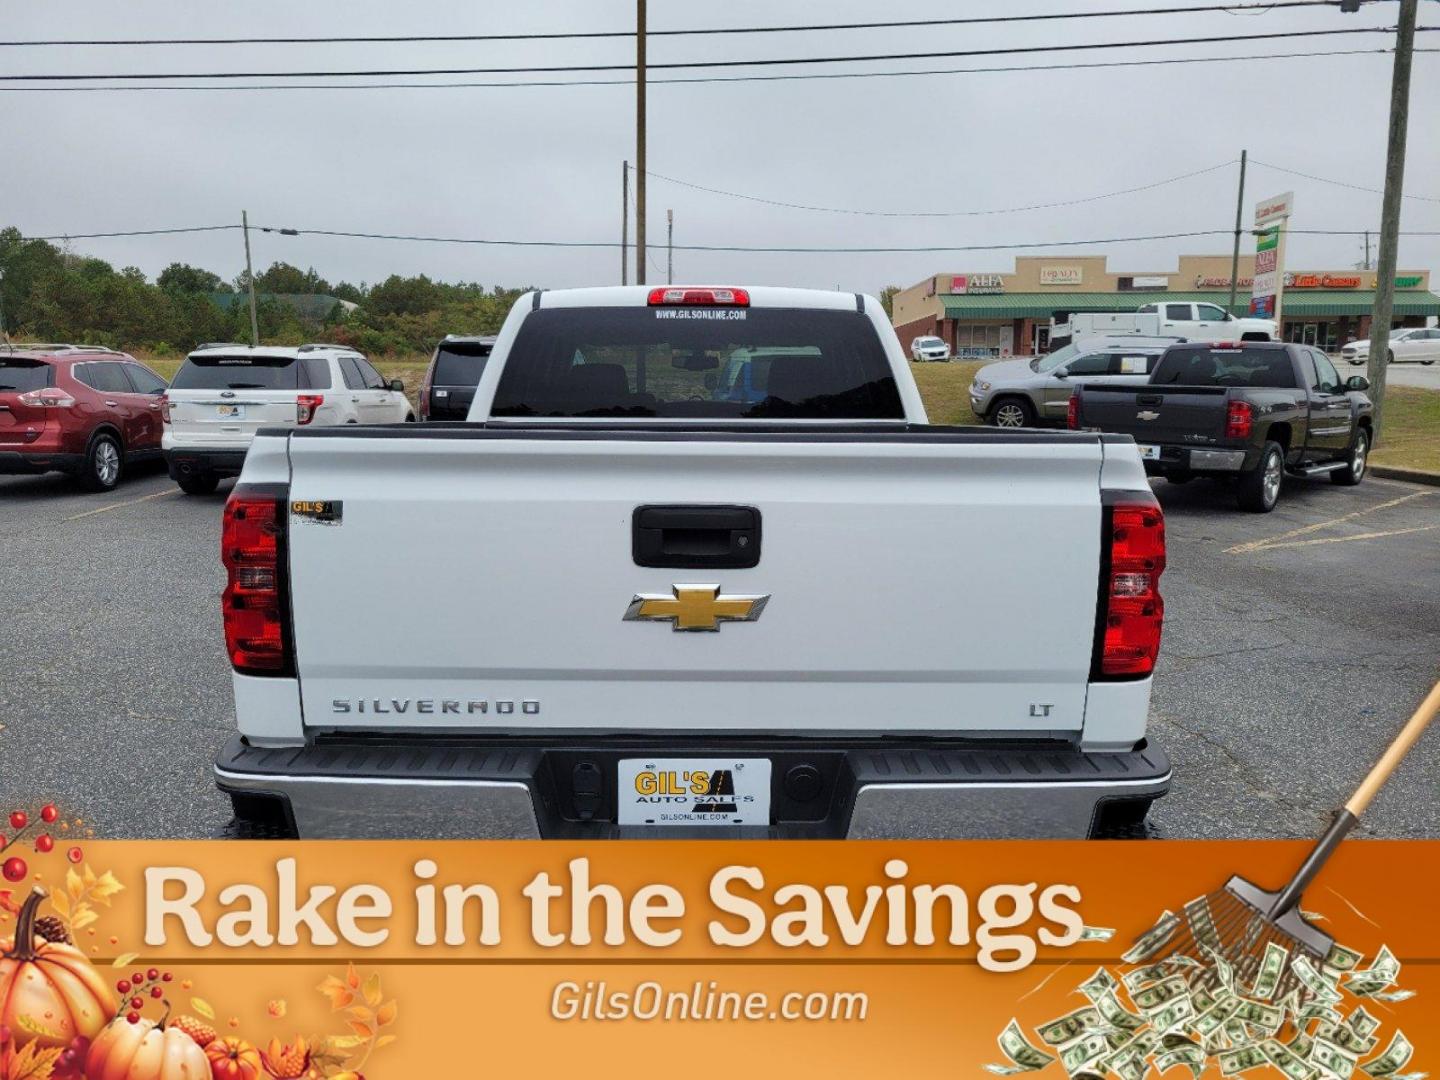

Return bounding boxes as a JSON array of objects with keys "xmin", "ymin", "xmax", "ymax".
[{"xmin": 214, "ymin": 285, "xmax": 1170, "ymax": 839}]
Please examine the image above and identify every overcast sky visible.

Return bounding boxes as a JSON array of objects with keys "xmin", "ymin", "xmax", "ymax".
[{"xmin": 2, "ymin": 0, "xmax": 1436, "ymax": 296}]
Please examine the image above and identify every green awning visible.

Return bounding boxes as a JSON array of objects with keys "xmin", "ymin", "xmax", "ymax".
[{"xmin": 938, "ymin": 290, "xmax": 1440, "ymax": 320}]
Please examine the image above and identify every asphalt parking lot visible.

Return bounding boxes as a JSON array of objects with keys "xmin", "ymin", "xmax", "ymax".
[{"xmin": 1, "ymin": 461, "xmax": 1437, "ymax": 840}]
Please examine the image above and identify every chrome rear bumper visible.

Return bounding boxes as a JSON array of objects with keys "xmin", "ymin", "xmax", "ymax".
[{"xmin": 215, "ymin": 734, "xmax": 1169, "ymax": 840}]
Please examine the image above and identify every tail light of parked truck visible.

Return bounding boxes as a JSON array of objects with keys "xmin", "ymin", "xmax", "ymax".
[
  {"xmin": 1096, "ymin": 500, "xmax": 1165, "ymax": 678},
  {"xmin": 1067, "ymin": 391, "xmax": 1080, "ymax": 430},
  {"xmin": 1226, "ymin": 400, "xmax": 1253, "ymax": 440},
  {"xmin": 296, "ymin": 394, "xmax": 324, "ymax": 425},
  {"xmin": 222, "ymin": 487, "xmax": 293, "ymax": 675}
]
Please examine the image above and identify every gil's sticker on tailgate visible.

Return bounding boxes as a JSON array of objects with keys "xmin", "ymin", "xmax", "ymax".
[
  {"xmin": 291, "ymin": 499, "xmax": 343, "ymax": 524},
  {"xmin": 1137, "ymin": 445, "xmax": 1161, "ymax": 461},
  {"xmin": 618, "ymin": 758, "xmax": 771, "ymax": 826}
]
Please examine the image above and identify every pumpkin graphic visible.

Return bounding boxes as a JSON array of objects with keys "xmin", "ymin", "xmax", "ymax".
[
  {"xmin": 0, "ymin": 888, "xmax": 115, "ymax": 1049},
  {"xmin": 86, "ymin": 1013, "xmax": 210, "ymax": 1080},
  {"xmin": 206, "ymin": 1035, "xmax": 265, "ymax": 1080}
]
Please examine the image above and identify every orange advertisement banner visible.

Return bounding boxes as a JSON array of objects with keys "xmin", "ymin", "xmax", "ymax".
[{"xmin": 0, "ymin": 841, "xmax": 1434, "ymax": 1078}]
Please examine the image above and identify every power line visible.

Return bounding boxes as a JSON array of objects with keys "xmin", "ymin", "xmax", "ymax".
[
  {"xmin": 18, "ymin": 225, "xmax": 239, "ymax": 241},
  {"xmin": 1, "ymin": 26, "xmax": 1428, "ymax": 81},
  {"xmin": 265, "ymin": 226, "xmax": 1242, "ymax": 252},
  {"xmin": 0, "ymin": 2, "xmax": 1373, "ymax": 47},
  {"xmin": 14, "ymin": 223, "xmax": 1437, "ymax": 254},
  {"xmin": 631, "ymin": 161, "xmax": 1240, "ymax": 218},
  {"xmin": 1251, "ymin": 157, "xmax": 1440, "ymax": 202},
  {"xmin": 0, "ymin": 46, "xmax": 1417, "ymax": 92}
]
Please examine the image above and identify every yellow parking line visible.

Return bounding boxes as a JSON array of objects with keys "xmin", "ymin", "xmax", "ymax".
[
  {"xmin": 1245, "ymin": 523, "xmax": 1439, "ymax": 552},
  {"xmin": 65, "ymin": 487, "xmax": 179, "ymax": 522},
  {"xmin": 1225, "ymin": 490, "xmax": 1437, "ymax": 554}
]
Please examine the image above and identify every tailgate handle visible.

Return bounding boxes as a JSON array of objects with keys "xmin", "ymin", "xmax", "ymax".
[
  {"xmin": 633, "ymin": 505, "xmax": 760, "ymax": 569},
  {"xmin": 1137, "ymin": 394, "xmax": 1163, "ymax": 405}
]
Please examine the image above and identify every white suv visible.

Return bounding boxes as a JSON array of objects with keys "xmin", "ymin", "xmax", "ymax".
[
  {"xmin": 910, "ymin": 335, "xmax": 951, "ymax": 361},
  {"xmin": 162, "ymin": 344, "xmax": 413, "ymax": 494}
]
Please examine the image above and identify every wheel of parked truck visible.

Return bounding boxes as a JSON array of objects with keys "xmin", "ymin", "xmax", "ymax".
[
  {"xmin": 77, "ymin": 431, "xmax": 123, "ymax": 493},
  {"xmin": 1236, "ymin": 441, "xmax": 1284, "ymax": 513},
  {"xmin": 990, "ymin": 397, "xmax": 1035, "ymax": 428},
  {"xmin": 1331, "ymin": 428, "xmax": 1369, "ymax": 486},
  {"xmin": 176, "ymin": 473, "xmax": 219, "ymax": 496}
]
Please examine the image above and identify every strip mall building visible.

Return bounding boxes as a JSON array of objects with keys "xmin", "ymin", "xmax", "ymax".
[{"xmin": 891, "ymin": 254, "xmax": 1439, "ymax": 358}]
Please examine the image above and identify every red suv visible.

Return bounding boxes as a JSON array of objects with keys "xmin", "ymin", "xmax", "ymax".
[{"xmin": 0, "ymin": 345, "xmax": 169, "ymax": 491}]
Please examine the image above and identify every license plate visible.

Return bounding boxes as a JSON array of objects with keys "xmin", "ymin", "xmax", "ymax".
[
  {"xmin": 617, "ymin": 758, "xmax": 771, "ymax": 827},
  {"xmin": 1138, "ymin": 444, "xmax": 1161, "ymax": 461},
  {"xmin": 216, "ymin": 404, "xmax": 245, "ymax": 419}
]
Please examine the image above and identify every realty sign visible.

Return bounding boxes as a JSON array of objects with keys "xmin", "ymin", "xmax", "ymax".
[{"xmin": 1249, "ymin": 191, "xmax": 1292, "ymax": 322}]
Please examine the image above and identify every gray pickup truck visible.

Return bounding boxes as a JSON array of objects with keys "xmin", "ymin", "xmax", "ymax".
[{"xmin": 1071, "ymin": 341, "xmax": 1373, "ymax": 513}]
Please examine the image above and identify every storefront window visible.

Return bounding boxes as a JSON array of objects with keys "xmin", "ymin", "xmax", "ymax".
[{"xmin": 954, "ymin": 323, "xmax": 1006, "ymax": 359}]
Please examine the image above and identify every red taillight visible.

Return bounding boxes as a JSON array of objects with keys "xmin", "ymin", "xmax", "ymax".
[
  {"xmin": 646, "ymin": 287, "xmax": 750, "ymax": 307},
  {"xmin": 1067, "ymin": 391, "xmax": 1080, "ymax": 430},
  {"xmin": 17, "ymin": 388, "xmax": 75, "ymax": 408},
  {"xmin": 222, "ymin": 490, "xmax": 291, "ymax": 674},
  {"xmin": 1225, "ymin": 400, "xmax": 1253, "ymax": 440},
  {"xmin": 159, "ymin": 393, "xmax": 173, "ymax": 423},
  {"xmin": 296, "ymin": 394, "xmax": 324, "ymax": 425},
  {"xmin": 1096, "ymin": 501, "xmax": 1165, "ymax": 679}
]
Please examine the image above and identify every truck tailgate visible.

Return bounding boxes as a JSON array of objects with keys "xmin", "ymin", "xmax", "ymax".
[
  {"xmin": 1078, "ymin": 385, "xmax": 1230, "ymax": 445},
  {"xmin": 284, "ymin": 430, "xmax": 1106, "ymax": 736}
]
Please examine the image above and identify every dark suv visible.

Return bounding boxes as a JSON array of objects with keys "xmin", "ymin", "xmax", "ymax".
[
  {"xmin": 418, "ymin": 335, "xmax": 495, "ymax": 421},
  {"xmin": 0, "ymin": 345, "xmax": 168, "ymax": 491}
]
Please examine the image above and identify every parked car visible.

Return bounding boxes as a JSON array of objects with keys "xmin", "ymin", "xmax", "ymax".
[
  {"xmin": 418, "ymin": 335, "xmax": 496, "ymax": 421},
  {"xmin": 1070, "ymin": 341, "xmax": 1372, "ymax": 513},
  {"xmin": 1053, "ymin": 303, "xmax": 1275, "ymax": 349},
  {"xmin": 910, "ymin": 335, "xmax": 951, "ymax": 362},
  {"xmin": 1340, "ymin": 326, "xmax": 1440, "ymax": 366},
  {"xmin": 0, "ymin": 344, "xmax": 168, "ymax": 491},
  {"xmin": 969, "ymin": 335, "xmax": 1178, "ymax": 427},
  {"xmin": 162, "ymin": 343, "xmax": 412, "ymax": 495},
  {"xmin": 214, "ymin": 285, "xmax": 1171, "ymax": 840}
]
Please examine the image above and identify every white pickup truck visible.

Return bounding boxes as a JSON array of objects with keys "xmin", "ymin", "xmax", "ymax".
[
  {"xmin": 1054, "ymin": 302, "xmax": 1276, "ymax": 349},
  {"xmin": 214, "ymin": 286, "xmax": 1170, "ymax": 840}
]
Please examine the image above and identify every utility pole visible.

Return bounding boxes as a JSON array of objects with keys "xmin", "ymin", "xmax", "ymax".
[
  {"xmin": 1364, "ymin": 0, "xmax": 1417, "ymax": 440},
  {"xmin": 635, "ymin": 0, "xmax": 647, "ymax": 286},
  {"xmin": 666, "ymin": 209, "xmax": 674, "ymax": 284},
  {"xmin": 242, "ymin": 210, "xmax": 260, "ymax": 347},
  {"xmin": 1364, "ymin": 230, "xmax": 1372, "ymax": 270},
  {"xmin": 621, "ymin": 161, "xmax": 629, "ymax": 286},
  {"xmin": 1227, "ymin": 150, "xmax": 1247, "ymax": 315}
]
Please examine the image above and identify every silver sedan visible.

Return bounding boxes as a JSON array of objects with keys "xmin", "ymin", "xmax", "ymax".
[{"xmin": 969, "ymin": 336, "xmax": 1177, "ymax": 427}]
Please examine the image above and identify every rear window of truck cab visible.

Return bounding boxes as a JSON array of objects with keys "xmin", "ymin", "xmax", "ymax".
[
  {"xmin": 1150, "ymin": 346, "xmax": 1296, "ymax": 389},
  {"xmin": 170, "ymin": 354, "xmax": 331, "ymax": 391},
  {"xmin": 490, "ymin": 306, "xmax": 904, "ymax": 419}
]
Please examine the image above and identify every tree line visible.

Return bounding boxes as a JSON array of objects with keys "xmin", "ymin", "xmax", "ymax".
[{"xmin": 0, "ymin": 227, "xmax": 530, "ymax": 356}]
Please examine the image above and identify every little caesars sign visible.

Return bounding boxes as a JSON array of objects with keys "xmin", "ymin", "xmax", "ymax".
[{"xmin": 1250, "ymin": 191, "xmax": 1293, "ymax": 323}]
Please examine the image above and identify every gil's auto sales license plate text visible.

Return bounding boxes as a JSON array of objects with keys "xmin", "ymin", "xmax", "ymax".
[{"xmin": 617, "ymin": 758, "xmax": 772, "ymax": 826}]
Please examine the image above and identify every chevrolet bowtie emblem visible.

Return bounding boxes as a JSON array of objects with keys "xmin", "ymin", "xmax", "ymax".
[
  {"xmin": 624, "ymin": 584, "xmax": 770, "ymax": 632},
  {"xmin": 1137, "ymin": 410, "xmax": 1161, "ymax": 421}
]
